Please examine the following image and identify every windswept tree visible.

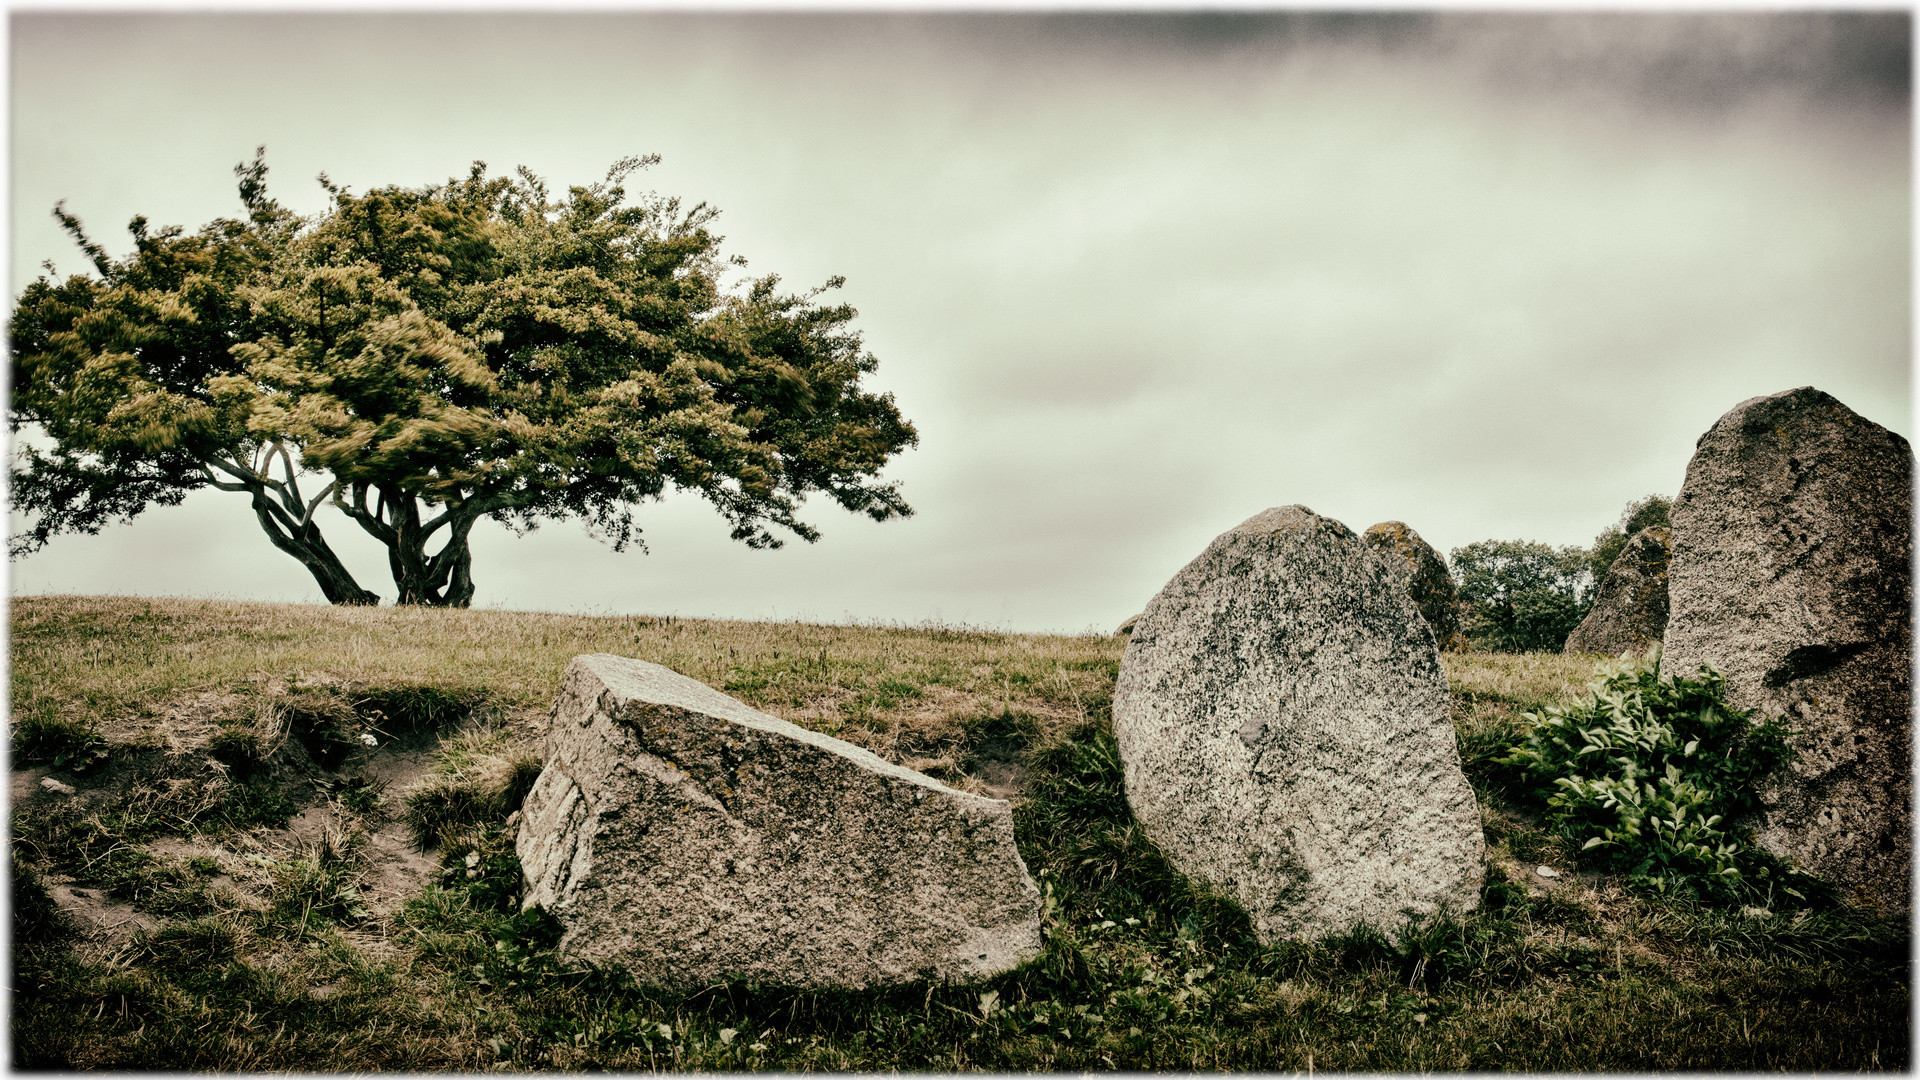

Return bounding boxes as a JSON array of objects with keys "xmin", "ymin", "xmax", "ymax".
[{"xmin": 11, "ymin": 152, "xmax": 918, "ymax": 606}]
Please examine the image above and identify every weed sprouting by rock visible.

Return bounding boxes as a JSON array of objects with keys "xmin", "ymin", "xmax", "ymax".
[{"xmin": 1498, "ymin": 648, "xmax": 1822, "ymax": 906}]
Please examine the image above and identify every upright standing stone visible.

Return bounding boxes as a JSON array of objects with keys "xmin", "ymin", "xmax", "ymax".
[
  {"xmin": 1115, "ymin": 506, "xmax": 1484, "ymax": 941},
  {"xmin": 1563, "ymin": 526, "xmax": 1671, "ymax": 656},
  {"xmin": 1363, "ymin": 521, "xmax": 1463, "ymax": 649},
  {"xmin": 1664, "ymin": 387, "xmax": 1912, "ymax": 910},
  {"xmin": 517, "ymin": 654, "xmax": 1042, "ymax": 989}
]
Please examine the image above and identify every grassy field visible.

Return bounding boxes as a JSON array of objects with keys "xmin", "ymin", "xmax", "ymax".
[{"xmin": 9, "ymin": 595, "xmax": 1909, "ymax": 1071}]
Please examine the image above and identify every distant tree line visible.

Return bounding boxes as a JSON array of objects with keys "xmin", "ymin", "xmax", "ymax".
[{"xmin": 1449, "ymin": 494, "xmax": 1670, "ymax": 653}]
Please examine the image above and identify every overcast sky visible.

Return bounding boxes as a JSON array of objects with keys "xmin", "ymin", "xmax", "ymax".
[{"xmin": 8, "ymin": 11, "xmax": 1911, "ymax": 633}]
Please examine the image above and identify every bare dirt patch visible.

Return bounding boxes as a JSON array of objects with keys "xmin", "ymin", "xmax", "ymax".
[{"xmin": 14, "ymin": 686, "xmax": 479, "ymax": 958}]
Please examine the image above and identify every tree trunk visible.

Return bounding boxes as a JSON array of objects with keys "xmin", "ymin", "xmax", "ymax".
[
  {"xmin": 366, "ymin": 489, "xmax": 479, "ymax": 607},
  {"xmin": 249, "ymin": 491, "xmax": 380, "ymax": 605}
]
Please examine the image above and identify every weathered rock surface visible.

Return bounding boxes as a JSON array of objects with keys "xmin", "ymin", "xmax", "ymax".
[
  {"xmin": 1664, "ymin": 387, "xmax": 1912, "ymax": 910},
  {"xmin": 1116, "ymin": 613, "xmax": 1142, "ymax": 636},
  {"xmin": 1115, "ymin": 506, "xmax": 1484, "ymax": 941},
  {"xmin": 1362, "ymin": 521, "xmax": 1462, "ymax": 649},
  {"xmin": 1563, "ymin": 526, "xmax": 1670, "ymax": 656},
  {"xmin": 517, "ymin": 654, "xmax": 1042, "ymax": 989}
]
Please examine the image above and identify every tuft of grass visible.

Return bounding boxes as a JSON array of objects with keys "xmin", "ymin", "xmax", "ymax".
[
  {"xmin": 402, "ymin": 726, "xmax": 543, "ymax": 850},
  {"xmin": 260, "ymin": 822, "xmax": 371, "ymax": 934},
  {"xmin": 12, "ymin": 713, "xmax": 109, "ymax": 773},
  {"xmin": 95, "ymin": 848, "xmax": 221, "ymax": 918},
  {"xmin": 133, "ymin": 915, "xmax": 245, "ymax": 971}
]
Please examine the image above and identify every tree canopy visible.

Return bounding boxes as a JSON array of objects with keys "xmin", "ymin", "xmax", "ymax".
[
  {"xmin": 1450, "ymin": 538, "xmax": 1594, "ymax": 653},
  {"xmin": 10, "ymin": 152, "xmax": 918, "ymax": 606}
]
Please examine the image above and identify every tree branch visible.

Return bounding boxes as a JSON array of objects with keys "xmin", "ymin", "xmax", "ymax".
[
  {"xmin": 270, "ymin": 440, "xmax": 304, "ymax": 510},
  {"xmin": 300, "ymin": 480, "xmax": 339, "ymax": 528},
  {"xmin": 196, "ymin": 463, "xmax": 254, "ymax": 493},
  {"xmin": 334, "ymin": 479, "xmax": 397, "ymax": 546}
]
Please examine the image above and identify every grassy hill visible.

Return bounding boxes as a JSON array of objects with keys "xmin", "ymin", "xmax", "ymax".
[{"xmin": 9, "ymin": 595, "xmax": 1908, "ymax": 1070}]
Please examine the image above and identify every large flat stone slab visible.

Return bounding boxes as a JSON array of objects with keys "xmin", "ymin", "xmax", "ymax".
[
  {"xmin": 1115, "ymin": 506, "xmax": 1484, "ymax": 942},
  {"xmin": 517, "ymin": 654, "xmax": 1042, "ymax": 988}
]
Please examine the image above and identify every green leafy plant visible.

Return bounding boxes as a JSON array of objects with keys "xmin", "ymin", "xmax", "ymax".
[{"xmin": 1498, "ymin": 648, "xmax": 1811, "ymax": 904}]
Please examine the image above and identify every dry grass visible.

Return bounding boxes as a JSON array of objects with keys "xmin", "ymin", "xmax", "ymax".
[
  {"xmin": 8, "ymin": 596, "xmax": 1907, "ymax": 1072},
  {"xmin": 10, "ymin": 595, "xmax": 1121, "ymax": 764}
]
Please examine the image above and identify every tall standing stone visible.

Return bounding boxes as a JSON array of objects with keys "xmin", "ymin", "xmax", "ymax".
[
  {"xmin": 1363, "ymin": 521, "xmax": 1463, "ymax": 650},
  {"xmin": 1563, "ymin": 526, "xmax": 1671, "ymax": 656},
  {"xmin": 517, "ymin": 654, "xmax": 1042, "ymax": 989},
  {"xmin": 1114, "ymin": 506, "xmax": 1484, "ymax": 941},
  {"xmin": 1664, "ymin": 387, "xmax": 1912, "ymax": 910}
]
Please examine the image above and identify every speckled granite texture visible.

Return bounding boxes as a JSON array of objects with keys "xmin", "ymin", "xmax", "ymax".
[
  {"xmin": 517, "ymin": 654, "xmax": 1041, "ymax": 989},
  {"xmin": 1564, "ymin": 526, "xmax": 1670, "ymax": 656},
  {"xmin": 1664, "ymin": 387, "xmax": 1912, "ymax": 911},
  {"xmin": 1115, "ymin": 506, "xmax": 1484, "ymax": 941}
]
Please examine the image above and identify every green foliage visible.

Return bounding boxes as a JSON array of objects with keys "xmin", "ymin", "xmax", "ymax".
[
  {"xmin": 1451, "ymin": 538, "xmax": 1593, "ymax": 652},
  {"xmin": 1498, "ymin": 651, "xmax": 1813, "ymax": 905},
  {"xmin": 13, "ymin": 715, "xmax": 109, "ymax": 774},
  {"xmin": 11, "ymin": 151, "xmax": 918, "ymax": 606},
  {"xmin": 1588, "ymin": 494, "xmax": 1672, "ymax": 580}
]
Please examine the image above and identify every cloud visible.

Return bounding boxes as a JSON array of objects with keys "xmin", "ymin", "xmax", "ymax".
[{"xmin": 9, "ymin": 12, "xmax": 1908, "ymax": 631}]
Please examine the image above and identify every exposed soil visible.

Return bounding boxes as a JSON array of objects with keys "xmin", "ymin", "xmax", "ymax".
[{"xmin": 12, "ymin": 684, "xmax": 475, "ymax": 959}]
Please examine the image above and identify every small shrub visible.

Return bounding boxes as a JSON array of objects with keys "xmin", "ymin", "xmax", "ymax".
[{"xmin": 1498, "ymin": 648, "xmax": 1817, "ymax": 905}]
